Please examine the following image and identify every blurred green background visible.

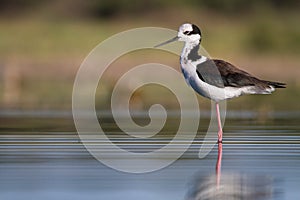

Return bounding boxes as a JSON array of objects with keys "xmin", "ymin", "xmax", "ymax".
[{"xmin": 0, "ymin": 0, "xmax": 299, "ymax": 112}]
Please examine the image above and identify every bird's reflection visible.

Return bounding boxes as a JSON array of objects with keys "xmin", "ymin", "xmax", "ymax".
[
  {"xmin": 216, "ymin": 142, "xmax": 223, "ymax": 188},
  {"xmin": 186, "ymin": 143, "xmax": 274, "ymax": 200},
  {"xmin": 186, "ymin": 172, "xmax": 274, "ymax": 200}
]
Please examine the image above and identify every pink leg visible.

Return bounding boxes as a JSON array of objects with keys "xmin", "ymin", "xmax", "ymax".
[
  {"xmin": 215, "ymin": 102, "xmax": 223, "ymax": 189},
  {"xmin": 216, "ymin": 142, "xmax": 223, "ymax": 188},
  {"xmin": 216, "ymin": 103, "xmax": 223, "ymax": 143}
]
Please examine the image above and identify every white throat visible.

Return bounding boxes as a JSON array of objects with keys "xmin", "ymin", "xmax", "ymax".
[{"xmin": 180, "ymin": 40, "xmax": 207, "ymax": 64}]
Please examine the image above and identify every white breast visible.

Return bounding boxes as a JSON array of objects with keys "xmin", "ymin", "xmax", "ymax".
[{"xmin": 180, "ymin": 58, "xmax": 252, "ymax": 102}]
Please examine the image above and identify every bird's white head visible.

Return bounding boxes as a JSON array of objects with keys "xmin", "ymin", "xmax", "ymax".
[
  {"xmin": 154, "ymin": 23, "xmax": 202, "ymax": 48},
  {"xmin": 177, "ymin": 23, "xmax": 202, "ymax": 44}
]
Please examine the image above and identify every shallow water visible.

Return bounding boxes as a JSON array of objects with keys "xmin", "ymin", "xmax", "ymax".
[{"xmin": 0, "ymin": 110, "xmax": 300, "ymax": 200}]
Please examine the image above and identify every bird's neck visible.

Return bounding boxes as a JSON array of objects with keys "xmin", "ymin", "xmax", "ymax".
[{"xmin": 181, "ymin": 40, "xmax": 204, "ymax": 62}]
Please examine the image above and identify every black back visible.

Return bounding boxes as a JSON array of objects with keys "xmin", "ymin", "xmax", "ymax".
[{"xmin": 196, "ymin": 59, "xmax": 286, "ymax": 89}]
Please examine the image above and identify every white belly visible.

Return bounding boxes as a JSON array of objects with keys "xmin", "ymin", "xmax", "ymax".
[{"xmin": 180, "ymin": 60, "xmax": 253, "ymax": 102}]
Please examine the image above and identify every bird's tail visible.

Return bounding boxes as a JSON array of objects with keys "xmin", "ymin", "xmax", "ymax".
[
  {"xmin": 265, "ymin": 81, "xmax": 286, "ymax": 88},
  {"xmin": 249, "ymin": 80, "xmax": 286, "ymax": 94},
  {"xmin": 264, "ymin": 81, "xmax": 286, "ymax": 88}
]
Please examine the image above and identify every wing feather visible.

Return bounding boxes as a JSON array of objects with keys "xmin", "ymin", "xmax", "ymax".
[{"xmin": 196, "ymin": 59, "xmax": 276, "ymax": 89}]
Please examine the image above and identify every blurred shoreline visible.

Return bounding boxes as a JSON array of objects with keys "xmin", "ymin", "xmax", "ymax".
[{"xmin": 0, "ymin": 1, "xmax": 299, "ymax": 111}]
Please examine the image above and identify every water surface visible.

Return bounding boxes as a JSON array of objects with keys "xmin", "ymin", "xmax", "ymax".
[{"xmin": 0, "ymin": 110, "xmax": 299, "ymax": 200}]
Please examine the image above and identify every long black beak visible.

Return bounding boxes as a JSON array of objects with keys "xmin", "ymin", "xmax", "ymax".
[{"xmin": 154, "ymin": 36, "xmax": 178, "ymax": 48}]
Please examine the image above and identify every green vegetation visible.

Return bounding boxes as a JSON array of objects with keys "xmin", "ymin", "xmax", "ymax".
[{"xmin": 0, "ymin": 1, "xmax": 299, "ymax": 111}]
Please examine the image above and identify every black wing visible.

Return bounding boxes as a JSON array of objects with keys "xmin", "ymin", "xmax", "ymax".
[{"xmin": 196, "ymin": 59, "xmax": 285, "ymax": 89}]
